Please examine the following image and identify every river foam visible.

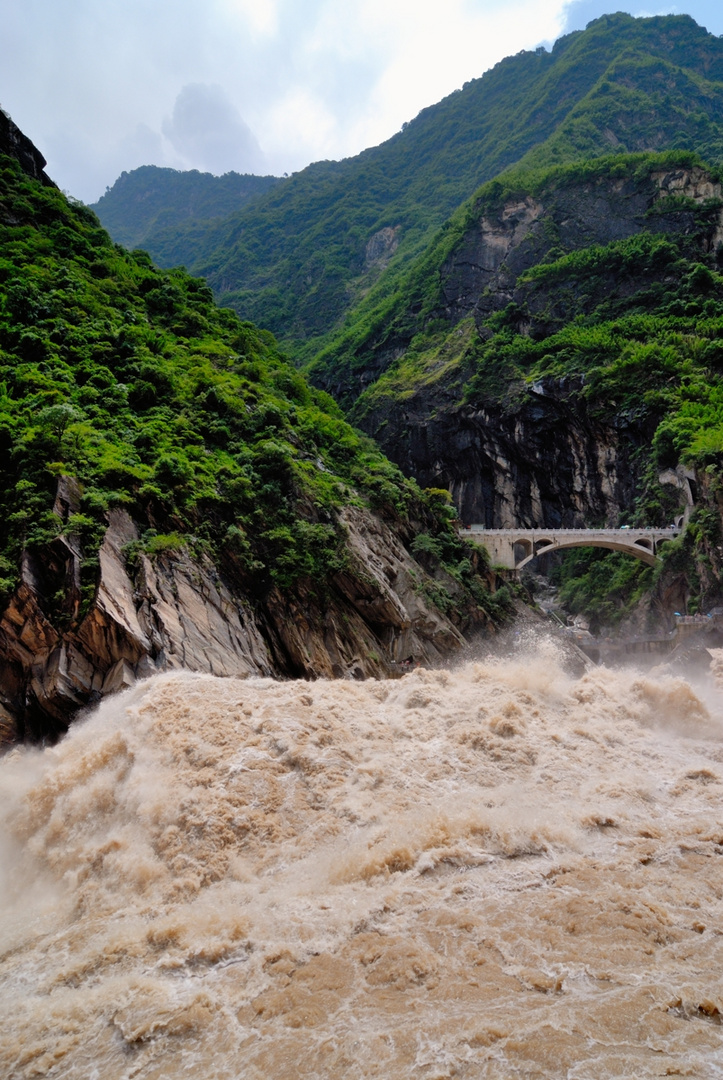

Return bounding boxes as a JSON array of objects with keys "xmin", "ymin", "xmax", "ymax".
[{"xmin": 1, "ymin": 651, "xmax": 722, "ymax": 1078}]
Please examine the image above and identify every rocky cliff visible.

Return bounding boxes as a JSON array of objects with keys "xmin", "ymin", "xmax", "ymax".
[
  {"xmin": 365, "ymin": 378, "xmax": 644, "ymax": 529},
  {"xmin": 0, "ymin": 481, "xmax": 490, "ymax": 746},
  {"xmin": 332, "ymin": 161, "xmax": 723, "ymax": 531},
  {"xmin": 0, "ymin": 109, "xmax": 53, "ymax": 187}
]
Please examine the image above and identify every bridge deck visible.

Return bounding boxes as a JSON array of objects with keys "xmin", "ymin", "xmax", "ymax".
[{"xmin": 464, "ymin": 527, "xmax": 680, "ymax": 537}]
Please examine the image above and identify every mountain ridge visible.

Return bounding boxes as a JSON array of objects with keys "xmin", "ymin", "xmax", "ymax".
[
  {"xmin": 91, "ymin": 165, "xmax": 280, "ymax": 253},
  {"xmin": 92, "ymin": 13, "xmax": 723, "ymax": 360}
]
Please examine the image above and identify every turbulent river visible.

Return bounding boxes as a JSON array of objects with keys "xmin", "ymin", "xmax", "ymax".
[{"xmin": 1, "ymin": 646, "xmax": 723, "ymax": 1078}]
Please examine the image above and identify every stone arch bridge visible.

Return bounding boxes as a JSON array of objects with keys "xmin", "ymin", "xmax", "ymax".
[{"xmin": 462, "ymin": 526, "xmax": 680, "ymax": 571}]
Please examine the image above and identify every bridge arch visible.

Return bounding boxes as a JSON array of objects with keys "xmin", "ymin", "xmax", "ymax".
[
  {"xmin": 533, "ymin": 538, "xmax": 555, "ymax": 554},
  {"xmin": 513, "ymin": 538, "xmax": 533, "ymax": 563},
  {"xmin": 463, "ymin": 526, "xmax": 681, "ymax": 570},
  {"xmin": 516, "ymin": 538, "xmax": 658, "ymax": 569}
]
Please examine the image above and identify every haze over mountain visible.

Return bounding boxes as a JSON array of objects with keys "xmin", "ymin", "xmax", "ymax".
[
  {"xmin": 0, "ymin": 0, "xmax": 593, "ymax": 200},
  {"xmin": 94, "ymin": 13, "xmax": 723, "ymax": 360}
]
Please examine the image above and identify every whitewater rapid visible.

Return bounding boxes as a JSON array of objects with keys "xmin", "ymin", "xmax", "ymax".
[{"xmin": 1, "ymin": 648, "xmax": 722, "ymax": 1078}]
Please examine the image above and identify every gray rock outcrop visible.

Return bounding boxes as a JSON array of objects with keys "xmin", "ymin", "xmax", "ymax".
[
  {"xmin": 368, "ymin": 379, "xmax": 641, "ymax": 529},
  {"xmin": 0, "ymin": 494, "xmax": 473, "ymax": 744},
  {"xmin": 0, "ymin": 108, "xmax": 54, "ymax": 186},
  {"xmin": 334, "ymin": 165, "xmax": 723, "ymax": 529}
]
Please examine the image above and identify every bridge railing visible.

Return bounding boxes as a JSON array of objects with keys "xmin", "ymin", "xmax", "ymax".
[{"xmin": 461, "ymin": 526, "xmax": 680, "ymax": 535}]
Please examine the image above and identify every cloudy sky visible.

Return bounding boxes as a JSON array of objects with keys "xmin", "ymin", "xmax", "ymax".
[{"xmin": 2, "ymin": 0, "xmax": 722, "ymax": 202}]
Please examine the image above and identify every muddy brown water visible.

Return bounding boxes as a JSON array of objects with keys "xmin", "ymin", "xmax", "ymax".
[{"xmin": 1, "ymin": 646, "xmax": 722, "ymax": 1078}]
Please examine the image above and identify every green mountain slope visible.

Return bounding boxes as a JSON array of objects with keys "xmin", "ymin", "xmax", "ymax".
[
  {"xmin": 309, "ymin": 151, "xmax": 723, "ymax": 623},
  {"xmin": 0, "ymin": 146, "xmax": 483, "ymax": 607},
  {"xmin": 90, "ymin": 165, "xmax": 279, "ymax": 252},
  {"xmin": 0, "ymin": 119, "xmax": 507, "ymax": 741},
  {"xmin": 93, "ymin": 13, "xmax": 723, "ymax": 360}
]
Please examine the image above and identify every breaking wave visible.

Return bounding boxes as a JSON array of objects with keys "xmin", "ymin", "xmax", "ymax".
[{"xmin": 1, "ymin": 651, "xmax": 723, "ymax": 1077}]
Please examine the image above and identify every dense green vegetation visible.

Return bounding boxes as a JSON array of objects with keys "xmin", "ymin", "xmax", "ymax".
[
  {"xmin": 311, "ymin": 151, "xmax": 721, "ymax": 409},
  {"xmin": 91, "ymin": 166, "xmax": 279, "ymax": 252},
  {"xmin": 94, "ymin": 14, "xmax": 723, "ymax": 360},
  {"xmin": 0, "ymin": 152, "xmax": 495, "ymax": 621},
  {"xmin": 309, "ymin": 146, "xmax": 723, "ymax": 627},
  {"xmin": 464, "ymin": 221, "xmax": 723, "ymax": 467},
  {"xmin": 306, "ymin": 148, "xmax": 723, "ymax": 472},
  {"xmin": 546, "ymin": 549, "xmax": 656, "ymax": 631}
]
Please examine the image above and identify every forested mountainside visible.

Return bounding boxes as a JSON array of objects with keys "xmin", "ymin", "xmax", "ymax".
[
  {"xmin": 0, "ymin": 114, "xmax": 507, "ymax": 745},
  {"xmin": 311, "ymin": 150, "xmax": 723, "ymax": 629},
  {"xmin": 93, "ymin": 14, "xmax": 723, "ymax": 359},
  {"xmin": 91, "ymin": 165, "xmax": 279, "ymax": 253}
]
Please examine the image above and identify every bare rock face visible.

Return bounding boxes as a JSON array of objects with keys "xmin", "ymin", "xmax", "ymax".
[
  {"xmin": 76, "ymin": 511, "xmax": 273, "ymax": 683},
  {"xmin": 365, "ymin": 378, "xmax": 643, "ymax": 529},
  {"xmin": 0, "ymin": 497, "xmax": 471, "ymax": 744},
  {"xmin": 365, "ymin": 226, "xmax": 401, "ymax": 269},
  {"xmin": 440, "ymin": 166, "xmax": 723, "ymax": 330},
  {"xmin": 0, "ymin": 108, "xmax": 54, "ymax": 186},
  {"xmin": 344, "ymin": 166, "xmax": 723, "ymax": 529}
]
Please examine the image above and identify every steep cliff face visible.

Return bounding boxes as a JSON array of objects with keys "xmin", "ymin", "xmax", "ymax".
[
  {"xmin": 366, "ymin": 378, "xmax": 645, "ymax": 529},
  {"xmin": 0, "ymin": 490, "xmax": 481, "ymax": 744},
  {"xmin": 331, "ymin": 160, "xmax": 723, "ymax": 530},
  {"xmin": 0, "ymin": 109, "xmax": 53, "ymax": 186},
  {"xmin": 439, "ymin": 165, "xmax": 723, "ymax": 333},
  {"xmin": 649, "ymin": 465, "xmax": 723, "ymax": 620}
]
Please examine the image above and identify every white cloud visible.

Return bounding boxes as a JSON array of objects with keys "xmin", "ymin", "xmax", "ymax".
[
  {"xmin": 264, "ymin": 87, "xmax": 337, "ymax": 167},
  {"xmin": 2, "ymin": 0, "xmax": 723, "ymax": 201},
  {"xmin": 119, "ymin": 124, "xmax": 166, "ymax": 169},
  {"xmin": 256, "ymin": 0, "xmax": 568, "ymax": 167},
  {"xmin": 351, "ymin": 0, "xmax": 568, "ymax": 146},
  {"xmin": 162, "ymin": 83, "xmax": 265, "ymax": 174},
  {"xmin": 220, "ymin": 0, "xmax": 279, "ymax": 38}
]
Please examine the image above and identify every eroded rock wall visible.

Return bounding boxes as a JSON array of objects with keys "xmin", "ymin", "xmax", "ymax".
[
  {"xmin": 442, "ymin": 166, "xmax": 723, "ymax": 331},
  {"xmin": 368, "ymin": 379, "xmax": 643, "ymax": 529},
  {"xmin": 0, "ymin": 502, "xmax": 472, "ymax": 744},
  {"xmin": 348, "ymin": 166, "xmax": 723, "ymax": 529}
]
